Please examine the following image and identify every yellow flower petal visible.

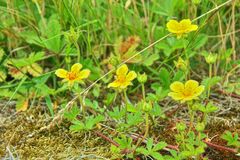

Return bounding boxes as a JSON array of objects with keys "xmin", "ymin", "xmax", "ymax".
[
  {"xmin": 76, "ymin": 69, "xmax": 90, "ymax": 80},
  {"xmin": 126, "ymin": 71, "xmax": 137, "ymax": 81},
  {"xmin": 71, "ymin": 63, "xmax": 82, "ymax": 73},
  {"xmin": 194, "ymin": 85, "xmax": 205, "ymax": 96},
  {"xmin": 168, "ymin": 92, "xmax": 184, "ymax": 100},
  {"xmin": 167, "ymin": 20, "xmax": 179, "ymax": 33},
  {"xmin": 55, "ymin": 69, "xmax": 68, "ymax": 78},
  {"xmin": 108, "ymin": 81, "xmax": 120, "ymax": 88},
  {"xmin": 116, "ymin": 64, "xmax": 128, "ymax": 76},
  {"xmin": 189, "ymin": 25, "xmax": 198, "ymax": 31},
  {"xmin": 185, "ymin": 80, "xmax": 199, "ymax": 92},
  {"xmin": 170, "ymin": 81, "xmax": 184, "ymax": 93},
  {"xmin": 120, "ymin": 81, "xmax": 132, "ymax": 89},
  {"xmin": 180, "ymin": 19, "xmax": 191, "ymax": 27}
]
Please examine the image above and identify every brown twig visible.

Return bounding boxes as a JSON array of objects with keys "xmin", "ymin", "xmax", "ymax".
[
  {"xmin": 217, "ymin": 89, "xmax": 240, "ymax": 100},
  {"xmin": 203, "ymin": 140, "xmax": 238, "ymax": 154},
  {"xmin": 94, "ymin": 131, "xmax": 119, "ymax": 147}
]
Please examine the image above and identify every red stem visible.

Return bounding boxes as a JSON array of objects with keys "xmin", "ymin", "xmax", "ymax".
[
  {"xmin": 203, "ymin": 140, "xmax": 237, "ymax": 153},
  {"xmin": 217, "ymin": 89, "xmax": 240, "ymax": 100},
  {"xmin": 95, "ymin": 131, "xmax": 237, "ymax": 156},
  {"xmin": 94, "ymin": 131, "xmax": 119, "ymax": 147}
]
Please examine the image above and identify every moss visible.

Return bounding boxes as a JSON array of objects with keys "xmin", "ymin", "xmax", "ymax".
[{"xmin": 0, "ymin": 107, "xmax": 111, "ymax": 159}]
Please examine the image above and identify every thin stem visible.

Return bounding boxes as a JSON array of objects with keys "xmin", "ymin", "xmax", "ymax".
[
  {"xmin": 123, "ymin": 90, "xmax": 128, "ymax": 123},
  {"xmin": 187, "ymin": 103, "xmax": 194, "ymax": 133},
  {"xmin": 208, "ymin": 64, "xmax": 212, "ymax": 98},
  {"xmin": 203, "ymin": 113, "xmax": 207, "ymax": 126},
  {"xmin": 74, "ymin": 42, "xmax": 81, "ymax": 62},
  {"xmin": 141, "ymin": 84, "xmax": 146, "ymax": 101},
  {"xmin": 144, "ymin": 113, "xmax": 149, "ymax": 138},
  {"xmin": 79, "ymin": 95, "xmax": 85, "ymax": 119},
  {"xmin": 134, "ymin": 113, "xmax": 149, "ymax": 150}
]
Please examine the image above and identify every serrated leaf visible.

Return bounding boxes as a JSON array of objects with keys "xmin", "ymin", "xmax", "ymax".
[
  {"xmin": 27, "ymin": 63, "xmax": 43, "ymax": 77},
  {"xmin": 40, "ymin": 15, "xmax": 62, "ymax": 53},
  {"xmin": 153, "ymin": 141, "xmax": 167, "ymax": 151},
  {"xmin": 159, "ymin": 67, "xmax": 170, "ymax": 89},
  {"xmin": 143, "ymin": 53, "xmax": 159, "ymax": 66}
]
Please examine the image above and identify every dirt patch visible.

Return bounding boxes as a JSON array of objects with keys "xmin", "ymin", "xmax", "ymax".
[{"xmin": 0, "ymin": 107, "xmax": 111, "ymax": 159}]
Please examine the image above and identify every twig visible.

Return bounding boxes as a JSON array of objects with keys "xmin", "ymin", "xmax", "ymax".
[
  {"xmin": 94, "ymin": 131, "xmax": 119, "ymax": 147},
  {"xmin": 203, "ymin": 140, "xmax": 237, "ymax": 153},
  {"xmin": 217, "ymin": 89, "xmax": 240, "ymax": 100}
]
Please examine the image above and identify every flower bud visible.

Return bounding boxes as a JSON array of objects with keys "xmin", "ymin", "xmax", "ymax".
[
  {"xmin": 64, "ymin": 26, "xmax": 79, "ymax": 44},
  {"xmin": 205, "ymin": 53, "xmax": 217, "ymax": 64},
  {"xmin": 174, "ymin": 57, "xmax": 188, "ymax": 71},
  {"xmin": 196, "ymin": 122, "xmax": 205, "ymax": 132},
  {"xmin": 142, "ymin": 101, "xmax": 152, "ymax": 112},
  {"xmin": 192, "ymin": 0, "xmax": 201, "ymax": 5},
  {"xmin": 137, "ymin": 72, "xmax": 147, "ymax": 84},
  {"xmin": 109, "ymin": 56, "xmax": 119, "ymax": 67}
]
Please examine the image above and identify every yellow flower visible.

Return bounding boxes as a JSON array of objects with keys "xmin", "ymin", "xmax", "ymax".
[
  {"xmin": 108, "ymin": 64, "xmax": 137, "ymax": 89},
  {"xmin": 167, "ymin": 19, "xmax": 198, "ymax": 38},
  {"xmin": 168, "ymin": 80, "xmax": 205, "ymax": 103},
  {"xmin": 55, "ymin": 63, "xmax": 90, "ymax": 85}
]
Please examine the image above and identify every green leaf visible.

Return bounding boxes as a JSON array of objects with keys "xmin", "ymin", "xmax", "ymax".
[
  {"xmin": 85, "ymin": 115, "xmax": 104, "ymax": 130},
  {"xmin": 127, "ymin": 103, "xmax": 137, "ymax": 113},
  {"xmin": 151, "ymin": 152, "xmax": 164, "ymax": 160},
  {"xmin": 40, "ymin": 15, "xmax": 62, "ymax": 53},
  {"xmin": 202, "ymin": 76, "xmax": 222, "ymax": 89},
  {"xmin": 159, "ymin": 67, "xmax": 170, "ymax": 89},
  {"xmin": 19, "ymin": 31, "xmax": 44, "ymax": 47},
  {"xmin": 64, "ymin": 105, "xmax": 80, "ymax": 121},
  {"xmin": 143, "ymin": 53, "xmax": 159, "ymax": 66},
  {"xmin": 221, "ymin": 131, "xmax": 240, "ymax": 147},
  {"xmin": 45, "ymin": 95, "xmax": 54, "ymax": 117},
  {"xmin": 69, "ymin": 120, "xmax": 85, "ymax": 132},
  {"xmin": 136, "ymin": 147, "xmax": 149, "ymax": 155},
  {"xmin": 153, "ymin": 141, "xmax": 167, "ymax": 151},
  {"xmin": 108, "ymin": 106, "xmax": 125, "ymax": 120},
  {"xmin": 147, "ymin": 138, "xmax": 154, "ymax": 151},
  {"xmin": 191, "ymin": 34, "xmax": 208, "ymax": 50}
]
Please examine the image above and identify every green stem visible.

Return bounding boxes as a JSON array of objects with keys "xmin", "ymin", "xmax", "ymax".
[
  {"xmin": 74, "ymin": 42, "xmax": 81, "ymax": 62},
  {"xmin": 141, "ymin": 84, "xmax": 146, "ymax": 101},
  {"xmin": 203, "ymin": 113, "xmax": 207, "ymax": 126},
  {"xmin": 79, "ymin": 95, "xmax": 85, "ymax": 119},
  {"xmin": 123, "ymin": 90, "xmax": 128, "ymax": 123},
  {"xmin": 144, "ymin": 113, "xmax": 149, "ymax": 138},
  {"xmin": 208, "ymin": 64, "xmax": 212, "ymax": 98},
  {"xmin": 188, "ymin": 103, "xmax": 195, "ymax": 133},
  {"xmin": 134, "ymin": 113, "xmax": 149, "ymax": 150}
]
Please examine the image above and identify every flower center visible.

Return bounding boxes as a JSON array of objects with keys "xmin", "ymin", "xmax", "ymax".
[
  {"xmin": 68, "ymin": 72, "xmax": 77, "ymax": 80},
  {"xmin": 183, "ymin": 90, "xmax": 192, "ymax": 97},
  {"xmin": 117, "ymin": 76, "xmax": 126, "ymax": 83}
]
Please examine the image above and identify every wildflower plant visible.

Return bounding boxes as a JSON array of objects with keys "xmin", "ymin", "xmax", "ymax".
[{"xmin": 108, "ymin": 64, "xmax": 137, "ymax": 123}]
